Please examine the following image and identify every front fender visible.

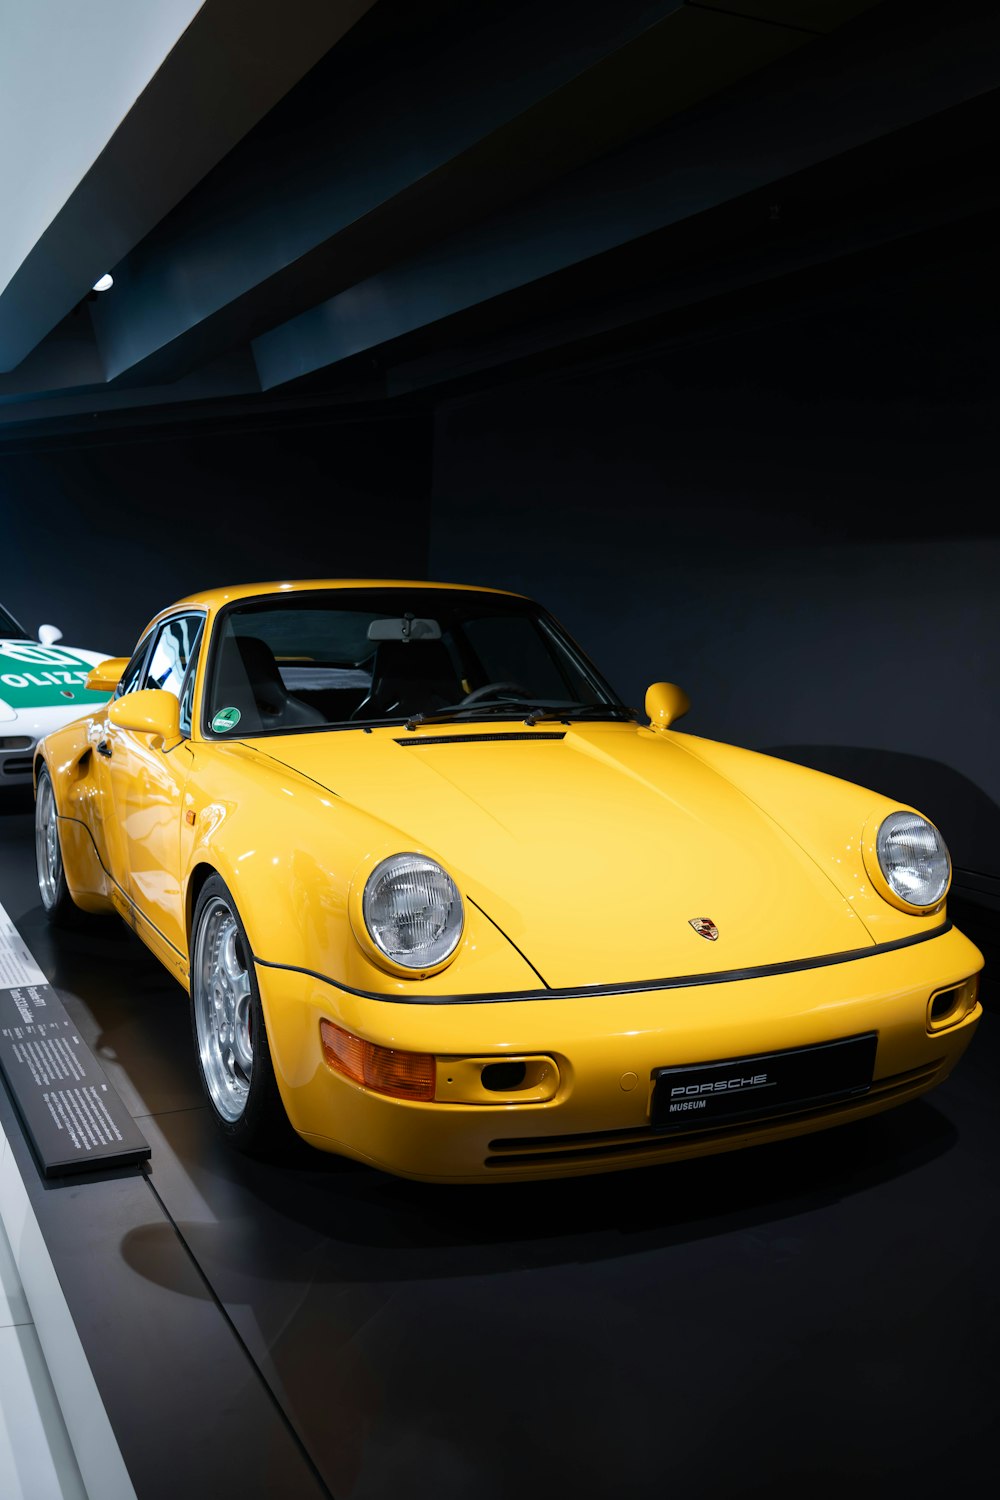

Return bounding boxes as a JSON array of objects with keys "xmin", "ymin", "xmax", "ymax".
[
  {"xmin": 180, "ymin": 744, "xmax": 542, "ymax": 1004},
  {"xmin": 35, "ymin": 719, "xmax": 113, "ymax": 913}
]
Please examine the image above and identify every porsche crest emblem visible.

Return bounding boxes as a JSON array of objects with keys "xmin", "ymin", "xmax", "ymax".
[{"xmin": 688, "ymin": 918, "xmax": 719, "ymax": 941}]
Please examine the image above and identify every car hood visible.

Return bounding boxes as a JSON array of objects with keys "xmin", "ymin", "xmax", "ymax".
[{"xmin": 255, "ymin": 723, "xmax": 876, "ymax": 989}]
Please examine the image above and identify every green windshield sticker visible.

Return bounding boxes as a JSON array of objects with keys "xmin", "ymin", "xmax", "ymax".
[
  {"xmin": 0, "ymin": 642, "xmax": 109, "ymax": 709},
  {"xmin": 211, "ymin": 706, "xmax": 242, "ymax": 734}
]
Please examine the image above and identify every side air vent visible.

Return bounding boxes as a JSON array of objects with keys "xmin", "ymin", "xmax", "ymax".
[
  {"xmin": 1, "ymin": 756, "xmax": 34, "ymax": 777},
  {"xmin": 396, "ymin": 732, "xmax": 566, "ymax": 746}
]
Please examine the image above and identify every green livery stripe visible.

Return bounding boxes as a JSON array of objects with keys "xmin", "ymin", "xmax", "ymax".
[{"xmin": 0, "ymin": 642, "xmax": 110, "ymax": 709}]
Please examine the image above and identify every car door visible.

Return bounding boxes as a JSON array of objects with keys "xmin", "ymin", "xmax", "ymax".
[
  {"xmin": 103, "ymin": 612, "xmax": 205, "ymax": 972},
  {"xmin": 91, "ymin": 631, "xmax": 154, "ymax": 904}
]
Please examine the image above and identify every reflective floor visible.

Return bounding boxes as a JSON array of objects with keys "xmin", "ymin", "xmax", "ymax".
[{"xmin": 1, "ymin": 787, "xmax": 998, "ymax": 1498}]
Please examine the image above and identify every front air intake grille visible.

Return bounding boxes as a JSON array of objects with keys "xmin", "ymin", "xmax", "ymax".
[
  {"xmin": 1, "ymin": 756, "xmax": 34, "ymax": 777},
  {"xmin": 0, "ymin": 736, "xmax": 33, "ymax": 751},
  {"xmin": 485, "ymin": 1060, "xmax": 944, "ymax": 1169}
]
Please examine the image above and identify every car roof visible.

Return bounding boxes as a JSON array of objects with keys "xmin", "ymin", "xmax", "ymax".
[{"xmin": 167, "ymin": 579, "xmax": 522, "ymax": 613}]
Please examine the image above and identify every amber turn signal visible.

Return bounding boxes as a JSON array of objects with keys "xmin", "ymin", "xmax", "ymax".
[{"xmin": 320, "ymin": 1019, "xmax": 436, "ymax": 1101}]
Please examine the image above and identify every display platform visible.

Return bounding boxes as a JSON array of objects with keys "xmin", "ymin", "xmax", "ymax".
[{"xmin": 0, "ymin": 787, "xmax": 997, "ymax": 1498}]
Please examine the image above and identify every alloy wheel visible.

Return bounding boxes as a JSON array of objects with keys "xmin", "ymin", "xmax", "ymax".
[{"xmin": 192, "ymin": 896, "xmax": 254, "ymax": 1122}]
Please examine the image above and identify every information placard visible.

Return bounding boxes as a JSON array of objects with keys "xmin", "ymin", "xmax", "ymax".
[{"xmin": 0, "ymin": 908, "xmax": 150, "ymax": 1177}]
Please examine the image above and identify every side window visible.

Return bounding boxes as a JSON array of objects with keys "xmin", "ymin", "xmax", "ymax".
[
  {"xmin": 115, "ymin": 635, "xmax": 153, "ymax": 698},
  {"xmin": 143, "ymin": 614, "xmax": 204, "ymax": 700}
]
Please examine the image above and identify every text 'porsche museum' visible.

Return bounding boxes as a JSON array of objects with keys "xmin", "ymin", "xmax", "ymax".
[{"xmin": 34, "ymin": 581, "xmax": 981, "ymax": 1180}]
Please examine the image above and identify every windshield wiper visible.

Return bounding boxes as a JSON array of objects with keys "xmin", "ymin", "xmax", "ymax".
[
  {"xmin": 404, "ymin": 702, "xmax": 532, "ymax": 730},
  {"xmin": 521, "ymin": 704, "xmax": 638, "ymax": 726},
  {"xmin": 404, "ymin": 701, "xmax": 636, "ymax": 731}
]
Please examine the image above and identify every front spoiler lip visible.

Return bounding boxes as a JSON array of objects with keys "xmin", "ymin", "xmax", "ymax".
[{"xmin": 254, "ymin": 919, "xmax": 955, "ymax": 1007}]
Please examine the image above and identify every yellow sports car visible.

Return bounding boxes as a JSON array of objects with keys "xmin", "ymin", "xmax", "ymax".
[{"xmin": 34, "ymin": 580, "xmax": 982, "ymax": 1181}]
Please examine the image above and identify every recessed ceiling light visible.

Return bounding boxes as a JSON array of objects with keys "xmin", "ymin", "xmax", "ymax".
[{"xmin": 91, "ymin": 273, "xmax": 114, "ymax": 293}]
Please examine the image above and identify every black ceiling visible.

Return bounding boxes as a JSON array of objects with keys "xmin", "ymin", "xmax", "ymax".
[{"xmin": 1, "ymin": 0, "xmax": 997, "ymax": 438}]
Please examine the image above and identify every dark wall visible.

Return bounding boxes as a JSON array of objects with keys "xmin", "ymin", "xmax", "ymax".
[
  {"xmin": 0, "ymin": 410, "xmax": 432, "ymax": 655},
  {"xmin": 429, "ymin": 251, "xmax": 1000, "ymax": 905},
  {"xmin": 2, "ymin": 241, "xmax": 996, "ymax": 969}
]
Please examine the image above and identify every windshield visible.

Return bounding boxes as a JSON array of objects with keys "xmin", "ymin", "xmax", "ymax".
[
  {"xmin": 203, "ymin": 588, "xmax": 626, "ymax": 737},
  {"xmin": 0, "ymin": 604, "xmax": 28, "ymax": 640}
]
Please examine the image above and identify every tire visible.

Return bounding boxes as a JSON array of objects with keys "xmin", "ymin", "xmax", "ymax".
[
  {"xmin": 189, "ymin": 873, "xmax": 290, "ymax": 1154},
  {"xmin": 35, "ymin": 767, "xmax": 85, "ymax": 928}
]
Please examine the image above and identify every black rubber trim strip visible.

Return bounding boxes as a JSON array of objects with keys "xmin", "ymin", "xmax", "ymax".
[
  {"xmin": 122, "ymin": 894, "xmax": 188, "ymax": 961},
  {"xmin": 253, "ymin": 921, "xmax": 954, "ymax": 1006},
  {"xmin": 395, "ymin": 732, "xmax": 566, "ymax": 746}
]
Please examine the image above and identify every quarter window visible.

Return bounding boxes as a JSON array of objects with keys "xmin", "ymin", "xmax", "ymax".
[{"xmin": 115, "ymin": 635, "xmax": 153, "ymax": 698}]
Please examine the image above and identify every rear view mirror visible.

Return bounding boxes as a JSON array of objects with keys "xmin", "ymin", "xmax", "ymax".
[
  {"xmin": 87, "ymin": 658, "xmax": 129, "ymax": 693},
  {"xmin": 367, "ymin": 617, "xmax": 442, "ymax": 642},
  {"xmin": 38, "ymin": 623, "xmax": 63, "ymax": 647},
  {"xmin": 645, "ymin": 681, "xmax": 690, "ymax": 731}
]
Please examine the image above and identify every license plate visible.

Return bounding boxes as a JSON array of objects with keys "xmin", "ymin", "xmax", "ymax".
[{"xmin": 651, "ymin": 1033, "xmax": 878, "ymax": 1133}]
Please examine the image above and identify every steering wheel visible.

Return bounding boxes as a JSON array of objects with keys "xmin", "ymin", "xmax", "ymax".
[{"xmin": 459, "ymin": 681, "xmax": 530, "ymax": 706}]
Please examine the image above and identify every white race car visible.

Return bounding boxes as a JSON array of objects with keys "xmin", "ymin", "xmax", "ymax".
[{"xmin": 0, "ymin": 603, "xmax": 111, "ymax": 785}]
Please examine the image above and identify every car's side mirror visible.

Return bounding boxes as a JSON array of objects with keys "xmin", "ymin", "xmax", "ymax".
[
  {"xmin": 38, "ymin": 623, "xmax": 63, "ymax": 647},
  {"xmin": 108, "ymin": 689, "xmax": 182, "ymax": 746},
  {"xmin": 86, "ymin": 658, "xmax": 129, "ymax": 693},
  {"xmin": 645, "ymin": 681, "xmax": 690, "ymax": 731}
]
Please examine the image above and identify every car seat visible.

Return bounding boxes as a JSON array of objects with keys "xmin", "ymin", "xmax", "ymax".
[
  {"xmin": 212, "ymin": 635, "xmax": 325, "ymax": 732},
  {"xmin": 352, "ymin": 639, "xmax": 463, "ymax": 719}
]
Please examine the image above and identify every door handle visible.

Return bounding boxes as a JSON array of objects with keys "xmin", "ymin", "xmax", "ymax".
[{"xmin": 97, "ymin": 740, "xmax": 113, "ymax": 759}]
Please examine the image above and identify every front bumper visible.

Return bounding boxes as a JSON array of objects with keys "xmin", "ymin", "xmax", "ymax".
[{"xmin": 256, "ymin": 924, "xmax": 983, "ymax": 1182}]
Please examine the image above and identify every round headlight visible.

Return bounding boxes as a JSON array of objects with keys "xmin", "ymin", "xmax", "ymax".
[
  {"xmin": 362, "ymin": 854, "xmax": 463, "ymax": 969},
  {"xmin": 875, "ymin": 811, "xmax": 950, "ymax": 909}
]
